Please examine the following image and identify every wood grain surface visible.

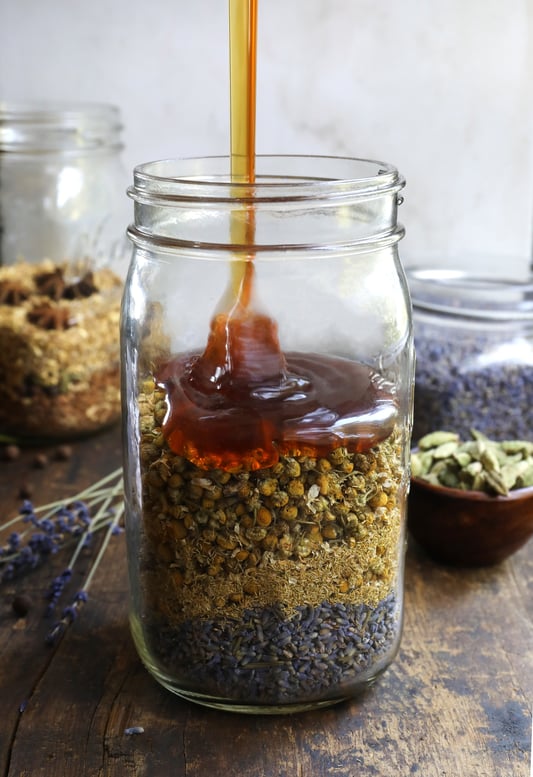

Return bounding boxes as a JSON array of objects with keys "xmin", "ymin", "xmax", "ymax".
[{"xmin": 0, "ymin": 425, "xmax": 531, "ymax": 776}]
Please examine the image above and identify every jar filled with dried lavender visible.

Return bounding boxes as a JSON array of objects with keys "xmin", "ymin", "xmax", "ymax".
[
  {"xmin": 409, "ymin": 267, "xmax": 533, "ymax": 442},
  {"xmin": 0, "ymin": 102, "xmax": 129, "ymax": 441},
  {"xmin": 121, "ymin": 155, "xmax": 414, "ymax": 713}
]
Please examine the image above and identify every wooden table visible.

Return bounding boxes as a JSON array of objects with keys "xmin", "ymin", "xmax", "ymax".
[{"xmin": 0, "ymin": 425, "xmax": 531, "ymax": 776}]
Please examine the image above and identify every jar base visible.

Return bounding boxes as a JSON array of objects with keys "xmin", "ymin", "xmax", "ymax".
[
  {"xmin": 131, "ymin": 615, "xmax": 390, "ymax": 715},
  {"xmin": 144, "ymin": 662, "xmax": 384, "ymax": 715}
]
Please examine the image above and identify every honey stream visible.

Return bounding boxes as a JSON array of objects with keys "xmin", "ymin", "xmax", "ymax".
[
  {"xmin": 157, "ymin": 1, "xmax": 398, "ymax": 471},
  {"xmin": 228, "ymin": 0, "xmax": 257, "ymax": 309}
]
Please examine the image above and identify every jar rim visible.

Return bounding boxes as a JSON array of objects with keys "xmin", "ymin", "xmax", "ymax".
[
  {"xmin": 0, "ymin": 101, "xmax": 123, "ymax": 152},
  {"xmin": 407, "ymin": 266, "xmax": 533, "ymax": 321},
  {"xmin": 0, "ymin": 100, "xmax": 121, "ymax": 120},
  {"xmin": 129, "ymin": 154, "xmax": 405, "ymax": 204}
]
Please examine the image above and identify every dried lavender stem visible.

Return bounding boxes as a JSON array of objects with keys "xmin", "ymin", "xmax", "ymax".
[
  {"xmin": 0, "ymin": 467, "xmax": 123, "ymax": 535},
  {"xmin": 65, "ymin": 477, "xmax": 123, "ymax": 571},
  {"xmin": 82, "ymin": 501, "xmax": 124, "ymax": 592},
  {"xmin": 1, "ymin": 468, "xmax": 124, "ymax": 583},
  {"xmin": 28, "ymin": 467, "xmax": 122, "ymax": 515},
  {"xmin": 45, "ymin": 500, "xmax": 125, "ymax": 645}
]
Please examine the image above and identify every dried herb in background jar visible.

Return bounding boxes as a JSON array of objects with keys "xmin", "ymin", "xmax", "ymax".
[
  {"xmin": 0, "ymin": 102, "xmax": 129, "ymax": 441},
  {"xmin": 408, "ymin": 267, "xmax": 533, "ymax": 442}
]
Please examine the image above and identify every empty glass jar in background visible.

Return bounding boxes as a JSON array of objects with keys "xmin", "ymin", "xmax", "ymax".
[
  {"xmin": 0, "ymin": 102, "xmax": 129, "ymax": 441},
  {"xmin": 121, "ymin": 155, "xmax": 414, "ymax": 713},
  {"xmin": 408, "ymin": 267, "xmax": 533, "ymax": 443}
]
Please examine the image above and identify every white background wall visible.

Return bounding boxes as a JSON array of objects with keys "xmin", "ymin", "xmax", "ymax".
[{"xmin": 2, "ymin": 0, "xmax": 533, "ymax": 272}]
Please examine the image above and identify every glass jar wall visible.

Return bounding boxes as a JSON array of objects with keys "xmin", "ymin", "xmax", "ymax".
[
  {"xmin": 0, "ymin": 102, "xmax": 128, "ymax": 441},
  {"xmin": 121, "ymin": 155, "xmax": 414, "ymax": 713},
  {"xmin": 408, "ymin": 267, "xmax": 533, "ymax": 443}
]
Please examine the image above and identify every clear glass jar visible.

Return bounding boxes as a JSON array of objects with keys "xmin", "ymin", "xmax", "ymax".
[
  {"xmin": 0, "ymin": 102, "xmax": 128, "ymax": 441},
  {"xmin": 409, "ymin": 267, "xmax": 533, "ymax": 442},
  {"xmin": 122, "ymin": 155, "xmax": 414, "ymax": 713}
]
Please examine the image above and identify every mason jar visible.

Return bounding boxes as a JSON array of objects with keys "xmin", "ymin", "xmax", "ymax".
[
  {"xmin": 121, "ymin": 155, "xmax": 414, "ymax": 713},
  {"xmin": 408, "ymin": 267, "xmax": 533, "ymax": 443},
  {"xmin": 0, "ymin": 102, "xmax": 128, "ymax": 441}
]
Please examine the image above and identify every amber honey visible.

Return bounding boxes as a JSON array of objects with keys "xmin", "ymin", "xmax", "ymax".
[
  {"xmin": 157, "ymin": 0, "xmax": 398, "ymax": 471},
  {"xmin": 124, "ymin": 3, "xmax": 411, "ymax": 711}
]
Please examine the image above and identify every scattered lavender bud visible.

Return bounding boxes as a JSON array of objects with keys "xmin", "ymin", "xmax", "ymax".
[{"xmin": 124, "ymin": 726, "xmax": 145, "ymax": 736}]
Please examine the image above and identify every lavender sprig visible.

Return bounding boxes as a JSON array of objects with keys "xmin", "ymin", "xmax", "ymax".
[
  {"xmin": 0, "ymin": 468, "xmax": 125, "ymax": 644},
  {"xmin": 45, "ymin": 495, "xmax": 125, "ymax": 645},
  {"xmin": 0, "ymin": 468, "xmax": 123, "ymax": 582}
]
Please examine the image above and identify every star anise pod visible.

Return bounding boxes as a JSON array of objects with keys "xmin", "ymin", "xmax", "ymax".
[
  {"xmin": 34, "ymin": 268, "xmax": 66, "ymax": 301},
  {"xmin": 27, "ymin": 304, "xmax": 74, "ymax": 331},
  {"xmin": 63, "ymin": 271, "xmax": 98, "ymax": 300},
  {"xmin": 0, "ymin": 279, "xmax": 30, "ymax": 306}
]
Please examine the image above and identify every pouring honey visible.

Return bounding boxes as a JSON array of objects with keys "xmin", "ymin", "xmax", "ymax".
[
  {"xmin": 124, "ymin": 0, "xmax": 412, "ymax": 712},
  {"xmin": 157, "ymin": 0, "xmax": 398, "ymax": 472}
]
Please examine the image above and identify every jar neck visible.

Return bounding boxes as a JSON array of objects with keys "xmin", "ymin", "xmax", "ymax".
[
  {"xmin": 127, "ymin": 155, "xmax": 405, "ymax": 252},
  {"xmin": 0, "ymin": 102, "xmax": 123, "ymax": 153},
  {"xmin": 408, "ymin": 268, "xmax": 533, "ymax": 322}
]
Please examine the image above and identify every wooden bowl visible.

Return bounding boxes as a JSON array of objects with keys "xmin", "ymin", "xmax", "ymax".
[{"xmin": 408, "ymin": 476, "xmax": 533, "ymax": 566}]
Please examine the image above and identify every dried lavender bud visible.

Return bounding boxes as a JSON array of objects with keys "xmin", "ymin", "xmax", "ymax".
[
  {"xmin": 413, "ymin": 333, "xmax": 533, "ymax": 441},
  {"xmin": 124, "ymin": 726, "xmax": 145, "ymax": 736},
  {"xmin": 45, "ymin": 568, "xmax": 73, "ymax": 616},
  {"xmin": 0, "ymin": 468, "xmax": 123, "ymax": 644},
  {"xmin": 8, "ymin": 532, "xmax": 21, "ymax": 551},
  {"xmin": 45, "ymin": 594, "xmax": 88, "ymax": 645},
  {"xmin": 12, "ymin": 594, "xmax": 32, "ymax": 616},
  {"xmin": 146, "ymin": 596, "xmax": 399, "ymax": 704}
]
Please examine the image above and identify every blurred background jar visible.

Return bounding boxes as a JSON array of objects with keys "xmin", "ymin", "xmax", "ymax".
[
  {"xmin": 408, "ymin": 267, "xmax": 533, "ymax": 443},
  {"xmin": 0, "ymin": 102, "xmax": 129, "ymax": 442},
  {"xmin": 122, "ymin": 155, "xmax": 414, "ymax": 712}
]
